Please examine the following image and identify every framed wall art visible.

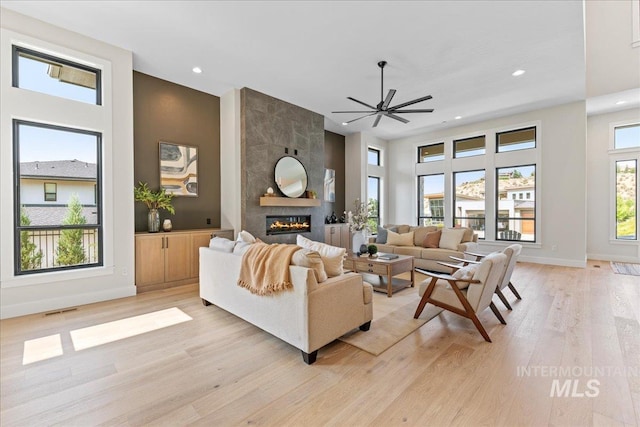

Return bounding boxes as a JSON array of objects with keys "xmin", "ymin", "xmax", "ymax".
[{"xmin": 159, "ymin": 141, "xmax": 198, "ymax": 196}]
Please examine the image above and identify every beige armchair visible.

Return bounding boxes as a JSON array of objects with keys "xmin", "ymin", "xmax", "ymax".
[
  {"xmin": 462, "ymin": 244, "xmax": 522, "ymax": 310},
  {"xmin": 414, "ymin": 252, "xmax": 508, "ymax": 342}
]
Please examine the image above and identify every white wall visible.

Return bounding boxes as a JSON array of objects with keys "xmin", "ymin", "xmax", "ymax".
[
  {"xmin": 587, "ymin": 108, "xmax": 640, "ymax": 262},
  {"xmin": 388, "ymin": 101, "xmax": 588, "ymax": 267},
  {"xmin": 586, "ymin": 0, "xmax": 640, "ymax": 97},
  {"xmin": 219, "ymin": 89, "xmax": 241, "ymax": 236},
  {"xmin": 0, "ymin": 9, "xmax": 135, "ymax": 318}
]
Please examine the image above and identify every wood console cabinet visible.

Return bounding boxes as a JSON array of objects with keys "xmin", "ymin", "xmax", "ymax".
[
  {"xmin": 135, "ymin": 228, "xmax": 233, "ymax": 293},
  {"xmin": 324, "ymin": 224, "xmax": 351, "ymax": 252}
]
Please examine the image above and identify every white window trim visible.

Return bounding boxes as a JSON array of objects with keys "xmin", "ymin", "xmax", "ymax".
[
  {"xmin": 1, "ymin": 29, "xmax": 114, "ymax": 287},
  {"xmin": 367, "ymin": 145, "xmax": 385, "ymax": 227},
  {"xmin": 609, "ymin": 121, "xmax": 639, "ymax": 243}
]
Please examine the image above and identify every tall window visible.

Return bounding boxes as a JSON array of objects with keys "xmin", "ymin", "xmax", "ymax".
[
  {"xmin": 454, "ymin": 135, "xmax": 485, "ymax": 158},
  {"xmin": 612, "ymin": 124, "xmax": 639, "ymax": 241},
  {"xmin": 368, "ymin": 147, "xmax": 380, "ymax": 166},
  {"xmin": 367, "ymin": 176, "xmax": 380, "ymax": 232},
  {"xmin": 496, "ymin": 165, "xmax": 536, "ymax": 242},
  {"xmin": 615, "ymin": 160, "xmax": 636, "ymax": 240},
  {"xmin": 14, "ymin": 120, "xmax": 102, "ymax": 274},
  {"xmin": 418, "ymin": 174, "xmax": 445, "ymax": 226},
  {"xmin": 418, "ymin": 143, "xmax": 444, "ymax": 162},
  {"xmin": 454, "ymin": 170, "xmax": 486, "ymax": 239}
]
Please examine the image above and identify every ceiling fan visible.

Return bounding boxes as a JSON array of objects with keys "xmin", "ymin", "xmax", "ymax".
[{"xmin": 332, "ymin": 61, "xmax": 434, "ymax": 127}]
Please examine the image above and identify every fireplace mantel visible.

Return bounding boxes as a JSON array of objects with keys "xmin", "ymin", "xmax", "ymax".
[{"xmin": 259, "ymin": 196, "xmax": 321, "ymax": 207}]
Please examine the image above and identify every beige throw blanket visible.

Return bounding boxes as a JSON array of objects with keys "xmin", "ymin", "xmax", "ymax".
[{"xmin": 237, "ymin": 243, "xmax": 301, "ymax": 295}]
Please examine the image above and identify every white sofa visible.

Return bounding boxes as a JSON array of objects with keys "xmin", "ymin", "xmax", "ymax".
[{"xmin": 199, "ymin": 247, "xmax": 373, "ymax": 364}]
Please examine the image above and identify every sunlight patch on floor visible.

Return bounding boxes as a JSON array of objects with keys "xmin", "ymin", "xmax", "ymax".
[
  {"xmin": 23, "ymin": 334, "xmax": 63, "ymax": 365},
  {"xmin": 70, "ymin": 307, "xmax": 192, "ymax": 351}
]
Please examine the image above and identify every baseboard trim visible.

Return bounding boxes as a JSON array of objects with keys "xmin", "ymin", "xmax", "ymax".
[
  {"xmin": 0, "ymin": 286, "xmax": 136, "ymax": 319},
  {"xmin": 587, "ymin": 253, "xmax": 640, "ymax": 263},
  {"xmin": 517, "ymin": 255, "xmax": 587, "ymax": 268}
]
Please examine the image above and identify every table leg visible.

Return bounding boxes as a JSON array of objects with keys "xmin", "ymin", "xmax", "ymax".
[
  {"xmin": 410, "ymin": 259, "xmax": 415, "ymax": 287},
  {"xmin": 387, "ymin": 266, "xmax": 392, "ymax": 297}
]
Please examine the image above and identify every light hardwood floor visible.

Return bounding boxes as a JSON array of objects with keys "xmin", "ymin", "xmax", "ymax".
[{"xmin": 1, "ymin": 261, "xmax": 639, "ymax": 426}]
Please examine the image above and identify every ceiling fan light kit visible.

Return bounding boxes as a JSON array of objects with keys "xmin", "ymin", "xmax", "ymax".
[{"xmin": 333, "ymin": 60, "xmax": 434, "ymax": 127}]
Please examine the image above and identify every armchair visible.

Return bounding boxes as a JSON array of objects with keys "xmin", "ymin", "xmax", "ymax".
[{"xmin": 414, "ymin": 252, "xmax": 507, "ymax": 342}]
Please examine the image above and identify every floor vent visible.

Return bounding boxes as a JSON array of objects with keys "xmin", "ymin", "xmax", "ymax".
[{"xmin": 44, "ymin": 307, "xmax": 78, "ymax": 316}]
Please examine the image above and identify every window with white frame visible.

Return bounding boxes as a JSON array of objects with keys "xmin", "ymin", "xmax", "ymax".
[
  {"xmin": 496, "ymin": 165, "xmax": 536, "ymax": 242},
  {"xmin": 11, "ymin": 45, "xmax": 104, "ymax": 275},
  {"xmin": 454, "ymin": 170, "xmax": 486, "ymax": 239},
  {"xmin": 418, "ymin": 174, "xmax": 445, "ymax": 226},
  {"xmin": 611, "ymin": 123, "xmax": 639, "ymax": 241},
  {"xmin": 367, "ymin": 176, "xmax": 380, "ymax": 232}
]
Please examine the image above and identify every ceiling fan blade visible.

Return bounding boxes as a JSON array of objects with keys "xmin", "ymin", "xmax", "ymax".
[
  {"xmin": 346, "ymin": 112, "xmax": 377, "ymax": 124},
  {"xmin": 389, "ymin": 95, "xmax": 433, "ymax": 111},
  {"xmin": 372, "ymin": 114, "xmax": 382, "ymax": 128},
  {"xmin": 391, "ymin": 109, "xmax": 435, "ymax": 113},
  {"xmin": 347, "ymin": 97, "xmax": 377, "ymax": 110},
  {"xmin": 384, "ymin": 112, "xmax": 410, "ymax": 124},
  {"xmin": 381, "ymin": 89, "xmax": 396, "ymax": 109},
  {"xmin": 332, "ymin": 110, "xmax": 377, "ymax": 114}
]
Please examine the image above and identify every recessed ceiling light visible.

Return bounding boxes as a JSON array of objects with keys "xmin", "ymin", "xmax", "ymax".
[
  {"xmin": 455, "ymin": 116, "xmax": 462, "ymax": 120},
  {"xmin": 341, "ymin": 122, "xmax": 348, "ymax": 126},
  {"xmin": 512, "ymin": 69, "xmax": 526, "ymax": 77},
  {"xmin": 615, "ymin": 100, "xmax": 627, "ymax": 105},
  {"xmin": 192, "ymin": 67, "xmax": 202, "ymax": 74}
]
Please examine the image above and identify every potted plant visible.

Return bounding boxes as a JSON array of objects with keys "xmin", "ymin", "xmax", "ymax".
[
  {"xmin": 367, "ymin": 244, "xmax": 378, "ymax": 258},
  {"xmin": 134, "ymin": 182, "xmax": 175, "ymax": 232}
]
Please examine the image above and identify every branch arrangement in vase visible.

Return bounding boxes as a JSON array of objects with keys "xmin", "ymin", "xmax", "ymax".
[{"xmin": 134, "ymin": 182, "xmax": 175, "ymax": 214}]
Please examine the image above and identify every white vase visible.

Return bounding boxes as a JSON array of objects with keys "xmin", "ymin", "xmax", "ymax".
[{"xmin": 352, "ymin": 229, "xmax": 368, "ymax": 254}]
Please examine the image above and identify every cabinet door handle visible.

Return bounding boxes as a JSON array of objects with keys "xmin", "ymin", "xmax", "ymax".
[
  {"xmin": 166, "ymin": 237, "xmax": 169, "ymax": 248},
  {"xmin": 161, "ymin": 237, "xmax": 164, "ymax": 249}
]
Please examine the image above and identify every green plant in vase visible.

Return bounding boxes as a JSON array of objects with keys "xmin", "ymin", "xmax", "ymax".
[
  {"xmin": 134, "ymin": 182, "xmax": 175, "ymax": 232},
  {"xmin": 367, "ymin": 244, "xmax": 378, "ymax": 257}
]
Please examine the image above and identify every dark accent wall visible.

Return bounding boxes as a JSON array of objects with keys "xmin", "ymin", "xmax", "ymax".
[
  {"xmin": 241, "ymin": 88, "xmax": 324, "ymax": 243},
  {"xmin": 323, "ymin": 130, "xmax": 346, "ymax": 221},
  {"xmin": 133, "ymin": 72, "xmax": 221, "ymax": 232}
]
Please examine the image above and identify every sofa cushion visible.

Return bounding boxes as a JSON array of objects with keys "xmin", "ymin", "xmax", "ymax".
[
  {"xmin": 460, "ymin": 227, "xmax": 474, "ymax": 243},
  {"xmin": 209, "ymin": 237, "xmax": 236, "ymax": 252},
  {"xmin": 296, "ymin": 235, "xmax": 345, "ymax": 277},
  {"xmin": 394, "ymin": 246, "xmax": 423, "ymax": 258},
  {"xmin": 375, "ymin": 226, "xmax": 388, "ymax": 244},
  {"xmin": 421, "ymin": 248, "xmax": 462, "ymax": 262},
  {"xmin": 387, "ymin": 230, "xmax": 414, "ymax": 246},
  {"xmin": 396, "ymin": 224, "xmax": 411, "ymax": 234},
  {"xmin": 292, "ymin": 249, "xmax": 328, "ymax": 283},
  {"xmin": 410, "ymin": 226, "xmax": 432, "ymax": 246},
  {"xmin": 423, "ymin": 230, "xmax": 441, "ymax": 248},
  {"xmin": 439, "ymin": 228, "xmax": 466, "ymax": 250},
  {"xmin": 375, "ymin": 244, "xmax": 397, "ymax": 254},
  {"xmin": 233, "ymin": 241, "xmax": 252, "ymax": 256},
  {"xmin": 237, "ymin": 230, "xmax": 257, "ymax": 243}
]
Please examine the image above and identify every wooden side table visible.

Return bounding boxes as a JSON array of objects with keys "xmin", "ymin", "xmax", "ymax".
[{"xmin": 343, "ymin": 253, "xmax": 415, "ymax": 297}]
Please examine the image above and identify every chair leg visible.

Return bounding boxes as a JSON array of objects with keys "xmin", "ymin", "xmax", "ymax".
[
  {"xmin": 495, "ymin": 289, "xmax": 513, "ymax": 310},
  {"xmin": 468, "ymin": 311, "xmax": 492, "ymax": 343},
  {"xmin": 489, "ymin": 302, "xmax": 507, "ymax": 325},
  {"xmin": 508, "ymin": 282, "xmax": 522, "ymax": 300},
  {"xmin": 301, "ymin": 350, "xmax": 318, "ymax": 365},
  {"xmin": 414, "ymin": 277, "xmax": 437, "ymax": 319}
]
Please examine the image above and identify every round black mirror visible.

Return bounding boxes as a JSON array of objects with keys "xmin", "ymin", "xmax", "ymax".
[{"xmin": 274, "ymin": 156, "xmax": 308, "ymax": 198}]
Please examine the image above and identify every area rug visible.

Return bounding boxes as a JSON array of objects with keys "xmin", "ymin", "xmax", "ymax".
[
  {"xmin": 610, "ymin": 262, "xmax": 640, "ymax": 276},
  {"xmin": 339, "ymin": 294, "xmax": 443, "ymax": 356}
]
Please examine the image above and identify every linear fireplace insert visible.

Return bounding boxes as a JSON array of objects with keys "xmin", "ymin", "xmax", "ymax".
[{"xmin": 266, "ymin": 215, "xmax": 311, "ymax": 235}]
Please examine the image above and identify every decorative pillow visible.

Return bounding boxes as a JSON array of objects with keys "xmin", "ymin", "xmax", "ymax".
[
  {"xmin": 422, "ymin": 230, "xmax": 442, "ymax": 248},
  {"xmin": 375, "ymin": 226, "xmax": 388, "ymax": 244},
  {"xmin": 209, "ymin": 237, "xmax": 236, "ymax": 253},
  {"xmin": 296, "ymin": 235, "xmax": 346, "ymax": 277},
  {"xmin": 386, "ymin": 230, "xmax": 415, "ymax": 246},
  {"xmin": 291, "ymin": 249, "xmax": 328, "ymax": 283},
  {"xmin": 452, "ymin": 263, "xmax": 479, "ymax": 280},
  {"xmin": 412, "ymin": 226, "xmax": 431, "ymax": 246},
  {"xmin": 233, "ymin": 241, "xmax": 252, "ymax": 256},
  {"xmin": 396, "ymin": 224, "xmax": 411, "ymax": 234},
  {"xmin": 439, "ymin": 228, "xmax": 466, "ymax": 250},
  {"xmin": 460, "ymin": 227, "xmax": 474, "ymax": 243},
  {"xmin": 237, "ymin": 230, "xmax": 256, "ymax": 244}
]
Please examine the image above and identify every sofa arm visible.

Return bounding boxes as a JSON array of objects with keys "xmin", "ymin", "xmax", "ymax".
[
  {"xmin": 306, "ymin": 272, "xmax": 372, "ymax": 351},
  {"xmin": 457, "ymin": 241, "xmax": 478, "ymax": 253}
]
